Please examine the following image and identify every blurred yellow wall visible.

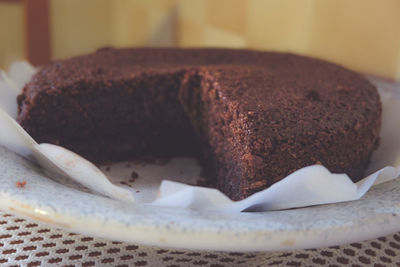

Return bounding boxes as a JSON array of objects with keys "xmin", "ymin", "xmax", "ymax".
[
  {"xmin": 0, "ymin": 3, "xmax": 25, "ymax": 70},
  {"xmin": 0, "ymin": 0, "xmax": 399, "ymax": 79},
  {"xmin": 51, "ymin": 0, "xmax": 114, "ymax": 59},
  {"xmin": 113, "ymin": 0, "xmax": 177, "ymax": 47}
]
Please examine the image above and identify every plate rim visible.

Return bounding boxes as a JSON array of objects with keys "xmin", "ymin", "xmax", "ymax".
[{"xmin": 1, "ymin": 146, "xmax": 400, "ymax": 252}]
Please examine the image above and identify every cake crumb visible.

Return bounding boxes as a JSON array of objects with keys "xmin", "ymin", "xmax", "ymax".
[
  {"xmin": 136, "ymin": 190, "xmax": 140, "ymax": 193},
  {"xmin": 131, "ymin": 171, "xmax": 139, "ymax": 179},
  {"xmin": 105, "ymin": 166, "xmax": 111, "ymax": 172},
  {"xmin": 16, "ymin": 180, "xmax": 27, "ymax": 188}
]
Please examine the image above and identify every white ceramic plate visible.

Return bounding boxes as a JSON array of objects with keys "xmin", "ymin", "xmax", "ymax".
[{"xmin": 0, "ymin": 146, "xmax": 399, "ymax": 252}]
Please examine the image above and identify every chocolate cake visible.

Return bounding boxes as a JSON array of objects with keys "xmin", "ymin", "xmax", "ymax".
[{"xmin": 17, "ymin": 48, "xmax": 382, "ymax": 200}]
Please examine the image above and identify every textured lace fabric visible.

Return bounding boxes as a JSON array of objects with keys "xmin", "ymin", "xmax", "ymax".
[{"xmin": 0, "ymin": 210, "xmax": 399, "ymax": 266}]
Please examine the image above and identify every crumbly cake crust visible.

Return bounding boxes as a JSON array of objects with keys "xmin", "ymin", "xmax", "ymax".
[{"xmin": 17, "ymin": 48, "xmax": 382, "ymax": 200}]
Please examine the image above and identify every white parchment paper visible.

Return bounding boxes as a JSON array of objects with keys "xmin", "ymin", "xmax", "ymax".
[{"xmin": 0, "ymin": 62, "xmax": 399, "ymax": 212}]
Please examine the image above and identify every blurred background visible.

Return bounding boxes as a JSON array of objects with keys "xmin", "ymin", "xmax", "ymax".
[{"xmin": 0, "ymin": 0, "xmax": 399, "ymax": 79}]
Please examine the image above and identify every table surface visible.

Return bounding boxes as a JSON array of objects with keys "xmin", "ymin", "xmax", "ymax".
[{"xmin": 0, "ymin": 210, "xmax": 398, "ymax": 266}]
